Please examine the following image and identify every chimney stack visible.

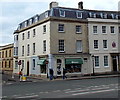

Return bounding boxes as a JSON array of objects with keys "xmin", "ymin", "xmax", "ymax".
[
  {"xmin": 49, "ymin": 2, "xmax": 58, "ymax": 9},
  {"xmin": 78, "ymin": 1, "xmax": 83, "ymax": 9}
]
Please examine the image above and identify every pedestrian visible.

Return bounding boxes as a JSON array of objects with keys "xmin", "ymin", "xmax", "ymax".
[
  {"xmin": 19, "ymin": 69, "xmax": 23, "ymax": 81},
  {"xmin": 49, "ymin": 69, "xmax": 54, "ymax": 80},
  {"xmin": 63, "ymin": 68, "xmax": 67, "ymax": 80}
]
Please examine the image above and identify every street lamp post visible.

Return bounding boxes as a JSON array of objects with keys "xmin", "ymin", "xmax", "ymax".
[{"xmin": 92, "ymin": 55, "xmax": 95, "ymax": 76}]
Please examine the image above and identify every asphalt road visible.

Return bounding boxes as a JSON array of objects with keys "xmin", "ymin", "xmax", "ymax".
[{"xmin": 2, "ymin": 77, "xmax": 120, "ymax": 99}]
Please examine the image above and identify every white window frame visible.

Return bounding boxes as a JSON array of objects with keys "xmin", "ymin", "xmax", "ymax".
[
  {"xmin": 43, "ymin": 40, "xmax": 46, "ymax": 52},
  {"xmin": 102, "ymin": 26, "xmax": 106, "ymax": 33},
  {"xmin": 27, "ymin": 31, "xmax": 30, "ymax": 39},
  {"xmin": 103, "ymin": 40, "xmax": 108, "ymax": 50},
  {"xmin": 58, "ymin": 40, "xmax": 65, "ymax": 52},
  {"xmin": 110, "ymin": 26, "xmax": 115, "ymax": 34},
  {"xmin": 76, "ymin": 40, "xmax": 82, "ymax": 53},
  {"xmin": 104, "ymin": 56, "xmax": 109, "ymax": 67},
  {"xmin": 43, "ymin": 25, "xmax": 46, "ymax": 33},
  {"xmin": 33, "ymin": 29, "xmax": 36, "ymax": 37},
  {"xmin": 93, "ymin": 26, "xmax": 97, "ymax": 34},
  {"xmin": 22, "ymin": 33, "xmax": 25, "ymax": 40},
  {"xmin": 94, "ymin": 56, "xmax": 100, "ymax": 68},
  {"xmin": 33, "ymin": 43, "xmax": 35, "ymax": 55},
  {"xmin": 22, "ymin": 60, "xmax": 24, "ymax": 69},
  {"xmin": 32, "ymin": 59, "xmax": 35, "ymax": 70},
  {"xmin": 27, "ymin": 44, "xmax": 30, "ymax": 56},
  {"xmin": 76, "ymin": 25, "xmax": 82, "ymax": 33},
  {"xmin": 59, "ymin": 9, "xmax": 65, "ymax": 17},
  {"xmin": 76, "ymin": 11, "xmax": 82, "ymax": 18},
  {"xmin": 22, "ymin": 46, "xmax": 24, "ymax": 56},
  {"xmin": 35, "ymin": 16, "xmax": 38, "ymax": 23},
  {"xmin": 58, "ymin": 24, "xmax": 64, "ymax": 32},
  {"xmin": 94, "ymin": 40, "xmax": 99, "ymax": 50}
]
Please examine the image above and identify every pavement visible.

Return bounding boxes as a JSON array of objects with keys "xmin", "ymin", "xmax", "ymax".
[{"xmin": 1, "ymin": 72, "xmax": 120, "ymax": 85}]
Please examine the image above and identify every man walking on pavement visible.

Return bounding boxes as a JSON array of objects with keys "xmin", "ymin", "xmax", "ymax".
[
  {"xmin": 49, "ymin": 69, "xmax": 54, "ymax": 80},
  {"xmin": 63, "ymin": 68, "xmax": 67, "ymax": 80}
]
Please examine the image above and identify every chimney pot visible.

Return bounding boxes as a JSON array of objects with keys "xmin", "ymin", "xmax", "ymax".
[
  {"xmin": 78, "ymin": 1, "xmax": 83, "ymax": 9},
  {"xmin": 49, "ymin": 2, "xmax": 58, "ymax": 9}
]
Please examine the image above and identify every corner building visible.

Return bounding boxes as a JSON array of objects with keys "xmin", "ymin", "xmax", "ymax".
[
  {"xmin": 13, "ymin": 2, "xmax": 120, "ymax": 77},
  {"xmin": 13, "ymin": 2, "xmax": 91, "ymax": 77}
]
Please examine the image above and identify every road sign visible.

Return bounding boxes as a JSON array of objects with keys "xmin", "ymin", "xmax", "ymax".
[{"xmin": 18, "ymin": 60, "xmax": 21, "ymax": 65}]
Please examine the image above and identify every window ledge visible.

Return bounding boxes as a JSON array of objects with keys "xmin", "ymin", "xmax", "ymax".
[
  {"xmin": 58, "ymin": 31, "xmax": 65, "ymax": 33},
  {"xmin": 76, "ymin": 32, "xmax": 82, "ymax": 34},
  {"xmin": 59, "ymin": 51, "xmax": 65, "ymax": 53}
]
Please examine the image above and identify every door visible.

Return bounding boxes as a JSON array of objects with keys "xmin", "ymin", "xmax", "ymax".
[
  {"xmin": 27, "ymin": 61, "xmax": 29, "ymax": 76},
  {"xmin": 112, "ymin": 56, "xmax": 117, "ymax": 71}
]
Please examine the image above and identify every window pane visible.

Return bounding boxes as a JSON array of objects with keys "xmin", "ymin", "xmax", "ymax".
[
  {"xmin": 95, "ymin": 56, "xmax": 99, "ymax": 67},
  {"xmin": 58, "ymin": 24, "xmax": 64, "ymax": 32},
  {"xmin": 103, "ymin": 40, "xmax": 107, "ymax": 49},
  {"xmin": 76, "ymin": 25, "xmax": 82, "ymax": 33},
  {"xmin": 43, "ymin": 40, "xmax": 46, "ymax": 52},
  {"xmin": 59, "ymin": 40, "xmax": 64, "ymax": 52},
  {"xmin": 33, "ymin": 59, "xmax": 35, "ymax": 70},
  {"xmin": 93, "ymin": 26, "xmax": 97, "ymax": 33},
  {"xmin": 76, "ymin": 40, "xmax": 82, "ymax": 52},
  {"xmin": 110, "ymin": 26, "xmax": 114, "ymax": 33},
  {"xmin": 104, "ymin": 56, "xmax": 108, "ymax": 67},
  {"xmin": 94, "ymin": 40, "xmax": 98, "ymax": 49},
  {"xmin": 102, "ymin": 26, "xmax": 106, "ymax": 33},
  {"xmin": 33, "ymin": 43, "xmax": 35, "ymax": 55}
]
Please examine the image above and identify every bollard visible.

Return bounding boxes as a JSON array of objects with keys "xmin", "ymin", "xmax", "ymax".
[{"xmin": 22, "ymin": 75, "xmax": 27, "ymax": 81}]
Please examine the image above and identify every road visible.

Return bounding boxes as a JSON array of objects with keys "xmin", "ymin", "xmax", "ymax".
[{"xmin": 2, "ymin": 77, "xmax": 120, "ymax": 99}]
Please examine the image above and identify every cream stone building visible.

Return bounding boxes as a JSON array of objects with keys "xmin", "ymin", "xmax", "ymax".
[
  {"xmin": 88, "ymin": 17, "xmax": 120, "ymax": 74},
  {"xmin": 13, "ymin": 2, "xmax": 119, "ymax": 77},
  {"xmin": 0, "ymin": 43, "xmax": 14, "ymax": 74},
  {"xmin": 13, "ymin": 2, "xmax": 91, "ymax": 77}
]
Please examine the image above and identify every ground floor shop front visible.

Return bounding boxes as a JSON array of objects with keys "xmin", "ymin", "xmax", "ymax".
[
  {"xmin": 13, "ymin": 54, "xmax": 92, "ymax": 77},
  {"xmin": 37, "ymin": 54, "xmax": 91, "ymax": 77},
  {"xmin": 13, "ymin": 53, "xmax": 120, "ymax": 77}
]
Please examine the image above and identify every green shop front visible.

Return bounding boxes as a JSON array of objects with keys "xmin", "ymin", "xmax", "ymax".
[
  {"xmin": 37, "ymin": 58, "xmax": 47, "ymax": 75},
  {"xmin": 65, "ymin": 58, "xmax": 83, "ymax": 73}
]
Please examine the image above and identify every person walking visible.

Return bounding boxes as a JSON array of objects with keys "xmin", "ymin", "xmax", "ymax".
[
  {"xmin": 19, "ymin": 69, "xmax": 23, "ymax": 81},
  {"xmin": 63, "ymin": 68, "xmax": 67, "ymax": 80},
  {"xmin": 49, "ymin": 69, "xmax": 54, "ymax": 80}
]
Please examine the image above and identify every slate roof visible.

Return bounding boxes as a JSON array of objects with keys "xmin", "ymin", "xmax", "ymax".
[{"xmin": 17, "ymin": 7, "xmax": 119, "ymax": 31}]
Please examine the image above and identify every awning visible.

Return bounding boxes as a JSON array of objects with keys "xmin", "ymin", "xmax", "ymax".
[
  {"xmin": 37, "ymin": 59, "xmax": 46, "ymax": 65},
  {"xmin": 65, "ymin": 58, "xmax": 83, "ymax": 65}
]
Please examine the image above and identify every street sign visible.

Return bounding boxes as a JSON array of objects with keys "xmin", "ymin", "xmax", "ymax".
[{"xmin": 18, "ymin": 60, "xmax": 21, "ymax": 65}]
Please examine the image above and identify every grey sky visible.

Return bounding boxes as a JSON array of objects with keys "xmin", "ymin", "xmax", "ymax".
[{"xmin": 0, "ymin": 0, "xmax": 119, "ymax": 46}]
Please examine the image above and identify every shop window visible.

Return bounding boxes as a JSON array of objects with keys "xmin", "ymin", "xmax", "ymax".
[
  {"xmin": 41, "ymin": 65, "xmax": 46, "ymax": 74},
  {"xmin": 65, "ymin": 64, "xmax": 81, "ymax": 73}
]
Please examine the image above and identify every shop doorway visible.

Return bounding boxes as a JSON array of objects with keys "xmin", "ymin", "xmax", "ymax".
[
  {"xmin": 57, "ymin": 59, "xmax": 62, "ymax": 76},
  {"xmin": 112, "ymin": 56, "xmax": 117, "ymax": 72},
  {"xmin": 27, "ymin": 61, "xmax": 29, "ymax": 76}
]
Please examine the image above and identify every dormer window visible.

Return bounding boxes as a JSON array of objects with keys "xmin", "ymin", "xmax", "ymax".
[
  {"xmin": 111, "ymin": 14, "xmax": 114, "ymax": 19},
  {"xmin": 89, "ymin": 12, "xmax": 96, "ymax": 18},
  {"xmin": 77, "ymin": 11, "xmax": 82, "ymax": 18},
  {"xmin": 24, "ymin": 21, "xmax": 27, "ymax": 27},
  {"xmin": 45, "ymin": 12, "xmax": 48, "ymax": 18},
  {"xmin": 35, "ymin": 16, "xmax": 38, "ymax": 23},
  {"xmin": 29, "ymin": 19, "xmax": 32, "ymax": 25},
  {"xmin": 101, "ymin": 13, "xmax": 107, "ymax": 18},
  {"xmin": 59, "ymin": 9, "xmax": 65, "ymax": 17},
  {"xmin": 115, "ymin": 15, "xmax": 118, "ymax": 19}
]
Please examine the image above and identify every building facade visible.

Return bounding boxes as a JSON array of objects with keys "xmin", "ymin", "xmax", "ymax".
[
  {"xmin": 88, "ymin": 17, "xmax": 120, "ymax": 74},
  {"xmin": 0, "ymin": 43, "xmax": 14, "ymax": 74},
  {"xmin": 13, "ymin": 2, "xmax": 92, "ymax": 77},
  {"xmin": 13, "ymin": 2, "xmax": 120, "ymax": 77}
]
